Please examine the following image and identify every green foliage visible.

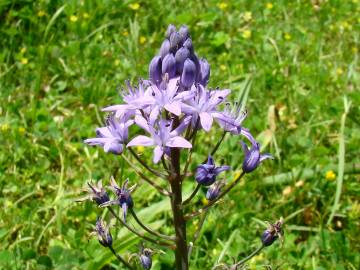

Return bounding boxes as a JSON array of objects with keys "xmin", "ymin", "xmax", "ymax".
[{"xmin": 0, "ymin": 0, "xmax": 359, "ymax": 269}]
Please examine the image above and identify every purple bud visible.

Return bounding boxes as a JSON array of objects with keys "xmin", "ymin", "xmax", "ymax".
[
  {"xmin": 181, "ymin": 59, "xmax": 196, "ymax": 88},
  {"xmin": 162, "ymin": 54, "xmax": 176, "ymax": 78},
  {"xmin": 94, "ymin": 218, "xmax": 112, "ymax": 247},
  {"xmin": 199, "ymin": 59, "xmax": 210, "ymax": 86},
  {"xmin": 160, "ymin": 39, "xmax": 170, "ymax": 60},
  {"xmin": 140, "ymin": 249, "xmax": 152, "ymax": 270},
  {"xmin": 166, "ymin": 24, "xmax": 176, "ymax": 38},
  {"xmin": 190, "ymin": 53, "xmax": 200, "ymax": 82},
  {"xmin": 169, "ymin": 31, "xmax": 182, "ymax": 52},
  {"xmin": 179, "ymin": 25, "xmax": 190, "ymax": 42},
  {"xmin": 183, "ymin": 38, "xmax": 194, "ymax": 53},
  {"xmin": 241, "ymin": 141, "xmax": 273, "ymax": 173},
  {"xmin": 195, "ymin": 156, "xmax": 230, "ymax": 186},
  {"xmin": 149, "ymin": 56, "xmax": 162, "ymax": 85},
  {"xmin": 206, "ymin": 182, "xmax": 224, "ymax": 201},
  {"xmin": 175, "ymin": 47, "xmax": 190, "ymax": 74},
  {"xmin": 261, "ymin": 219, "xmax": 284, "ymax": 247}
]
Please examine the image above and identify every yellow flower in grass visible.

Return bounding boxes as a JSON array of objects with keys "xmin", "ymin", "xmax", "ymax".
[
  {"xmin": 1, "ymin": 124, "xmax": 9, "ymax": 132},
  {"xmin": 18, "ymin": 127, "xmax": 26, "ymax": 135},
  {"xmin": 266, "ymin": 2, "xmax": 273, "ymax": 9},
  {"xmin": 20, "ymin": 47, "xmax": 27, "ymax": 54},
  {"xmin": 325, "ymin": 170, "xmax": 336, "ymax": 181},
  {"xmin": 136, "ymin": 145, "xmax": 145, "ymax": 154},
  {"xmin": 218, "ymin": 2, "xmax": 228, "ymax": 10},
  {"xmin": 284, "ymin": 33, "xmax": 291, "ymax": 40},
  {"xmin": 21, "ymin": 58, "xmax": 28, "ymax": 65},
  {"xmin": 83, "ymin": 12, "xmax": 90, "ymax": 19},
  {"xmin": 139, "ymin": 36, "xmax": 146, "ymax": 44},
  {"xmin": 336, "ymin": 68, "xmax": 344, "ymax": 75},
  {"xmin": 114, "ymin": 59, "xmax": 120, "ymax": 66},
  {"xmin": 70, "ymin": 15, "xmax": 78, "ymax": 22},
  {"xmin": 129, "ymin": 3, "xmax": 140, "ymax": 10},
  {"xmin": 37, "ymin": 10, "xmax": 46, "ymax": 17},
  {"xmin": 122, "ymin": 31, "xmax": 129, "ymax": 37},
  {"xmin": 243, "ymin": 11, "xmax": 252, "ymax": 22},
  {"xmin": 242, "ymin": 29, "xmax": 252, "ymax": 39},
  {"xmin": 220, "ymin": 64, "xmax": 227, "ymax": 71}
]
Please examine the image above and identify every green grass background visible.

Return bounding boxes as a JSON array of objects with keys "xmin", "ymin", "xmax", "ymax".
[{"xmin": 0, "ymin": 0, "xmax": 359, "ymax": 269}]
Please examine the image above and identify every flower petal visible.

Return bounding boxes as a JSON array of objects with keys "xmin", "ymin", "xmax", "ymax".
[
  {"xmin": 153, "ymin": 145, "xmax": 164, "ymax": 163},
  {"xmin": 165, "ymin": 101, "xmax": 182, "ymax": 116},
  {"xmin": 260, "ymin": 153, "xmax": 274, "ymax": 162},
  {"xmin": 166, "ymin": 136, "xmax": 192, "ymax": 148},
  {"xmin": 199, "ymin": 112, "xmax": 213, "ymax": 131},
  {"xmin": 127, "ymin": 135, "xmax": 154, "ymax": 147}
]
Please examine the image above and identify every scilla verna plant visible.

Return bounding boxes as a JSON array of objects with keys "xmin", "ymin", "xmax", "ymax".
[{"xmin": 80, "ymin": 25, "xmax": 283, "ymax": 270}]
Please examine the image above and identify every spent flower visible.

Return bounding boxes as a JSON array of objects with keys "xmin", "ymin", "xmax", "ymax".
[
  {"xmin": 261, "ymin": 219, "xmax": 284, "ymax": 246},
  {"xmin": 91, "ymin": 218, "xmax": 113, "ymax": 247}
]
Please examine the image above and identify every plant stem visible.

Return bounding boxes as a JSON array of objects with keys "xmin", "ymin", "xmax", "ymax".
[
  {"xmin": 128, "ymin": 147, "xmax": 167, "ymax": 179},
  {"xmin": 108, "ymin": 245, "xmax": 134, "ymax": 269},
  {"xmin": 182, "ymin": 184, "xmax": 201, "ymax": 206},
  {"xmin": 233, "ymin": 245, "xmax": 264, "ymax": 268},
  {"xmin": 129, "ymin": 208, "xmax": 175, "ymax": 241},
  {"xmin": 169, "ymin": 132, "xmax": 189, "ymax": 269},
  {"xmin": 121, "ymin": 154, "xmax": 171, "ymax": 196},
  {"xmin": 185, "ymin": 171, "xmax": 245, "ymax": 220},
  {"xmin": 108, "ymin": 207, "xmax": 175, "ymax": 249}
]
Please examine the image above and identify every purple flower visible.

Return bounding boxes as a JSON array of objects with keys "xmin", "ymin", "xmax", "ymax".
[
  {"xmin": 206, "ymin": 181, "xmax": 225, "ymax": 201},
  {"xmin": 92, "ymin": 218, "xmax": 112, "ymax": 247},
  {"xmin": 139, "ymin": 248, "xmax": 153, "ymax": 270},
  {"xmin": 162, "ymin": 53, "xmax": 176, "ymax": 78},
  {"xmin": 76, "ymin": 181, "xmax": 110, "ymax": 206},
  {"xmin": 195, "ymin": 156, "xmax": 230, "ymax": 186},
  {"xmin": 102, "ymin": 80, "xmax": 154, "ymax": 118},
  {"xmin": 216, "ymin": 103, "xmax": 247, "ymax": 135},
  {"xmin": 149, "ymin": 56, "xmax": 162, "ymax": 85},
  {"xmin": 198, "ymin": 58, "xmax": 210, "ymax": 86},
  {"xmin": 261, "ymin": 219, "xmax": 284, "ymax": 247},
  {"xmin": 84, "ymin": 114, "xmax": 134, "ymax": 155},
  {"xmin": 240, "ymin": 141, "xmax": 273, "ymax": 173},
  {"xmin": 181, "ymin": 84, "xmax": 231, "ymax": 131},
  {"xmin": 147, "ymin": 77, "xmax": 196, "ymax": 117},
  {"xmin": 127, "ymin": 116, "xmax": 192, "ymax": 163},
  {"xmin": 181, "ymin": 59, "xmax": 196, "ymax": 88},
  {"xmin": 100, "ymin": 178, "xmax": 135, "ymax": 222}
]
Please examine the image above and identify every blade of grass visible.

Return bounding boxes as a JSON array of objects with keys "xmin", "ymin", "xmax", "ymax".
[{"xmin": 327, "ymin": 96, "xmax": 351, "ymax": 225}]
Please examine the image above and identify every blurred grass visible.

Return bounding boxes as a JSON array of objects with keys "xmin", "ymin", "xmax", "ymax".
[{"xmin": 0, "ymin": 0, "xmax": 359, "ymax": 269}]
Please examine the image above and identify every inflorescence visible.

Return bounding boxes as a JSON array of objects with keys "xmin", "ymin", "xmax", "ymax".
[{"xmin": 80, "ymin": 24, "xmax": 278, "ymax": 270}]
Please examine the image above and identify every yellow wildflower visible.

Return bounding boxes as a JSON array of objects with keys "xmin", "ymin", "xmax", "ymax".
[
  {"xmin": 218, "ymin": 2, "xmax": 228, "ymax": 10},
  {"xmin": 325, "ymin": 170, "xmax": 336, "ymax": 181},
  {"xmin": 83, "ymin": 12, "xmax": 90, "ymax": 19},
  {"xmin": 1, "ymin": 124, "xmax": 9, "ymax": 132},
  {"xmin": 114, "ymin": 59, "xmax": 120, "ymax": 66},
  {"xmin": 129, "ymin": 3, "xmax": 140, "ymax": 10},
  {"xmin": 336, "ymin": 68, "xmax": 344, "ymax": 75},
  {"xmin": 242, "ymin": 29, "xmax": 251, "ymax": 39},
  {"xmin": 284, "ymin": 33, "xmax": 291, "ymax": 40},
  {"xmin": 220, "ymin": 64, "xmax": 227, "ymax": 71},
  {"xmin": 70, "ymin": 15, "xmax": 78, "ymax": 22},
  {"xmin": 202, "ymin": 198, "xmax": 209, "ymax": 206},
  {"xmin": 122, "ymin": 31, "xmax": 129, "ymax": 37},
  {"xmin": 139, "ymin": 36, "xmax": 146, "ymax": 44},
  {"xmin": 21, "ymin": 58, "xmax": 28, "ymax": 65},
  {"xmin": 295, "ymin": 180, "xmax": 304, "ymax": 188},
  {"xmin": 136, "ymin": 145, "xmax": 145, "ymax": 154},
  {"xmin": 20, "ymin": 47, "xmax": 27, "ymax": 54},
  {"xmin": 18, "ymin": 127, "xmax": 26, "ymax": 134},
  {"xmin": 266, "ymin": 2, "xmax": 273, "ymax": 9},
  {"xmin": 37, "ymin": 10, "xmax": 46, "ymax": 17},
  {"xmin": 243, "ymin": 11, "xmax": 252, "ymax": 22}
]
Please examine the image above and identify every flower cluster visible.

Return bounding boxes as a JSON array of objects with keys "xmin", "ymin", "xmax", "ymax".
[
  {"xmin": 84, "ymin": 25, "xmax": 270, "ymax": 167},
  {"xmin": 82, "ymin": 25, "xmax": 276, "ymax": 270}
]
